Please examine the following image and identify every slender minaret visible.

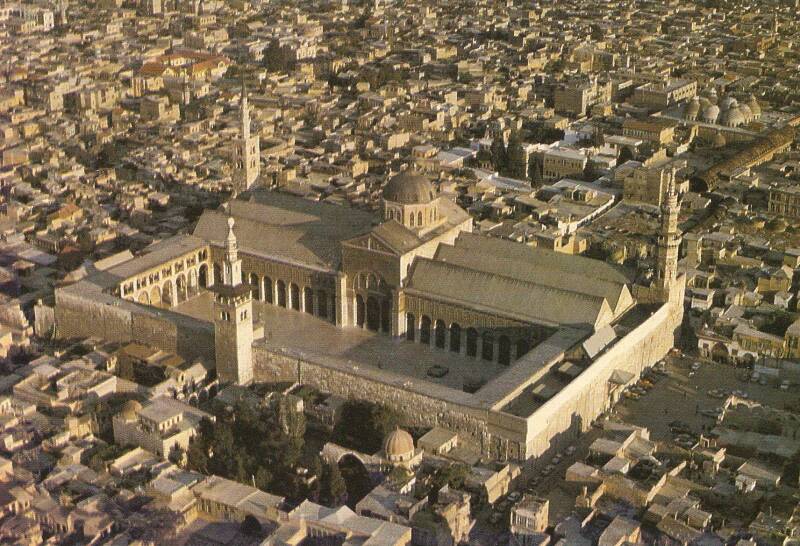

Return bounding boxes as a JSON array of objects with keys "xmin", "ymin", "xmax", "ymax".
[
  {"xmin": 232, "ymin": 79, "xmax": 260, "ymax": 195},
  {"xmin": 655, "ymin": 177, "xmax": 680, "ymax": 294},
  {"xmin": 213, "ymin": 217, "xmax": 253, "ymax": 385}
]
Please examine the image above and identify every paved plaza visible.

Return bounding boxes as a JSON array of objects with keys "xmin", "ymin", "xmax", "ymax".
[{"xmin": 174, "ymin": 291, "xmax": 508, "ymax": 391}]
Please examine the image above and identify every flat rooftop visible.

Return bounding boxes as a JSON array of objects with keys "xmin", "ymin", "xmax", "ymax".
[{"xmin": 173, "ymin": 291, "xmax": 509, "ymax": 393}]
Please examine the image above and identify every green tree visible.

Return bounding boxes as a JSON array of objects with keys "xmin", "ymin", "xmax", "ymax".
[
  {"xmin": 333, "ymin": 400, "xmax": 399, "ymax": 454},
  {"xmin": 506, "ymin": 132, "xmax": 526, "ymax": 178},
  {"xmin": 490, "ymin": 138, "xmax": 508, "ymax": 174},
  {"xmin": 308, "ymin": 456, "xmax": 323, "ymax": 502},
  {"xmin": 325, "ymin": 462, "xmax": 347, "ymax": 507},
  {"xmin": 254, "ymin": 466, "xmax": 272, "ymax": 491}
]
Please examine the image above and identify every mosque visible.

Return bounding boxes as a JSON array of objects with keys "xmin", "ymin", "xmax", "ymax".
[{"xmin": 54, "ymin": 93, "xmax": 685, "ymax": 461}]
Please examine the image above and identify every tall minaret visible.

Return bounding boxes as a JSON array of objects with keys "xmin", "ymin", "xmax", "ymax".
[
  {"xmin": 213, "ymin": 216, "xmax": 253, "ymax": 385},
  {"xmin": 232, "ymin": 79, "xmax": 260, "ymax": 195},
  {"xmin": 655, "ymin": 177, "xmax": 680, "ymax": 294}
]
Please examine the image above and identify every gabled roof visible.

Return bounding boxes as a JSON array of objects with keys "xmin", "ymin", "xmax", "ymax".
[
  {"xmin": 451, "ymin": 231, "xmax": 633, "ymax": 285},
  {"xmin": 342, "ymin": 220, "xmax": 421, "ymax": 256},
  {"xmin": 434, "ymin": 241, "xmax": 634, "ymax": 317},
  {"xmin": 193, "ymin": 192, "xmax": 376, "ymax": 272},
  {"xmin": 407, "ymin": 258, "xmax": 614, "ymax": 329}
]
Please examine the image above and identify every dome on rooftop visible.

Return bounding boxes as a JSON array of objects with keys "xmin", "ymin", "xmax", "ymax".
[
  {"xmin": 383, "ymin": 171, "xmax": 436, "ymax": 205},
  {"xmin": 702, "ymin": 104, "xmax": 720, "ymax": 123},
  {"xmin": 383, "ymin": 428, "xmax": 414, "ymax": 462},
  {"xmin": 720, "ymin": 96, "xmax": 736, "ymax": 111},
  {"xmin": 121, "ymin": 400, "xmax": 142, "ymax": 420},
  {"xmin": 747, "ymin": 94, "xmax": 761, "ymax": 117},
  {"xmin": 713, "ymin": 132, "xmax": 727, "ymax": 148},
  {"xmin": 684, "ymin": 97, "xmax": 700, "ymax": 120}
]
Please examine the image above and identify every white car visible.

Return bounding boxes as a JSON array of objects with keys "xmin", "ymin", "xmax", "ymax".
[{"xmin": 691, "ymin": 362, "xmax": 701, "ymax": 371}]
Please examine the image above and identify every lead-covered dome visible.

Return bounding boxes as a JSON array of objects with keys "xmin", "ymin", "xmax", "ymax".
[
  {"xmin": 383, "ymin": 171, "xmax": 435, "ymax": 205},
  {"xmin": 383, "ymin": 428, "xmax": 414, "ymax": 462}
]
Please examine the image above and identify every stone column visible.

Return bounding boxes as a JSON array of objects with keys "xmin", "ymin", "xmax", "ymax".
[
  {"xmin": 335, "ymin": 274, "xmax": 347, "ymax": 327},
  {"xmin": 459, "ymin": 334, "xmax": 467, "ymax": 356},
  {"xmin": 300, "ymin": 287, "xmax": 306, "ymax": 313},
  {"xmin": 272, "ymin": 281, "xmax": 279, "ymax": 306},
  {"xmin": 444, "ymin": 328, "xmax": 451, "ymax": 352},
  {"xmin": 476, "ymin": 336, "xmax": 483, "ymax": 360}
]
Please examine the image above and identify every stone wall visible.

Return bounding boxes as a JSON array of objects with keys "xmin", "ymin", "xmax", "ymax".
[
  {"xmin": 519, "ymin": 282, "xmax": 685, "ymax": 460},
  {"xmin": 55, "ymin": 287, "xmax": 214, "ymax": 363},
  {"xmin": 252, "ymin": 281, "xmax": 685, "ymax": 463},
  {"xmin": 253, "ymin": 345, "xmax": 491, "ymax": 450}
]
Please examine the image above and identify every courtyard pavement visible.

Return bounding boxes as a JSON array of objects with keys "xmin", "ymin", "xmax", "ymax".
[{"xmin": 174, "ymin": 291, "xmax": 508, "ymax": 391}]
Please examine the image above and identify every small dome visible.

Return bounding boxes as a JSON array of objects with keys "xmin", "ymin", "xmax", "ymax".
[
  {"xmin": 121, "ymin": 400, "xmax": 142, "ymax": 420},
  {"xmin": 738, "ymin": 103, "xmax": 752, "ymax": 120},
  {"xmin": 747, "ymin": 94, "xmax": 761, "ymax": 117},
  {"xmin": 720, "ymin": 96, "xmax": 736, "ymax": 111},
  {"xmin": 383, "ymin": 171, "xmax": 435, "ymax": 205},
  {"xmin": 721, "ymin": 105, "xmax": 745, "ymax": 127},
  {"xmin": 713, "ymin": 132, "xmax": 727, "ymax": 148},
  {"xmin": 684, "ymin": 97, "xmax": 700, "ymax": 120},
  {"xmin": 383, "ymin": 428, "xmax": 414, "ymax": 461},
  {"xmin": 702, "ymin": 104, "xmax": 720, "ymax": 123}
]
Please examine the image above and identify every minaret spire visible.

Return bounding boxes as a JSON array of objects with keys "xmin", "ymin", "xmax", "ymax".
[
  {"xmin": 222, "ymin": 216, "xmax": 241, "ymax": 286},
  {"xmin": 231, "ymin": 74, "xmax": 260, "ymax": 195},
  {"xmin": 655, "ymin": 175, "xmax": 679, "ymax": 293}
]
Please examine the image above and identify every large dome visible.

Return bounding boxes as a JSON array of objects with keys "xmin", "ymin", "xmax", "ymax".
[
  {"xmin": 383, "ymin": 171, "xmax": 435, "ymax": 205},
  {"xmin": 383, "ymin": 428, "xmax": 414, "ymax": 461}
]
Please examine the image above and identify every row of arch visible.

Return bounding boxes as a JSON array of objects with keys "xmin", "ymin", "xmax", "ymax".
[
  {"xmin": 406, "ymin": 313, "xmax": 531, "ymax": 366},
  {"xmin": 355, "ymin": 294, "xmax": 392, "ymax": 333},
  {"xmin": 134, "ymin": 267, "xmax": 201, "ymax": 308},
  {"xmin": 242, "ymin": 270, "xmax": 335, "ymax": 322}
]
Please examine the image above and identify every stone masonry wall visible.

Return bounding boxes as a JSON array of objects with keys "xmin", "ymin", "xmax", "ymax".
[
  {"xmin": 55, "ymin": 288, "xmax": 214, "ymax": 362},
  {"xmin": 253, "ymin": 345, "xmax": 491, "ymax": 450}
]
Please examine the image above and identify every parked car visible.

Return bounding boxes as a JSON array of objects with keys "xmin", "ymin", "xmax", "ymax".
[
  {"xmin": 508, "ymin": 491, "xmax": 521, "ymax": 502},
  {"xmin": 691, "ymin": 362, "xmax": 701, "ymax": 371}
]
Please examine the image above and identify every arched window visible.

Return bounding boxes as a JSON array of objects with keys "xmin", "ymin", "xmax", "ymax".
[
  {"xmin": 450, "ymin": 323, "xmax": 461, "ymax": 352},
  {"xmin": 498, "ymin": 335, "xmax": 511, "ymax": 365},
  {"xmin": 466, "ymin": 328, "xmax": 478, "ymax": 357},
  {"xmin": 417, "ymin": 211, "xmax": 423, "ymax": 226},
  {"xmin": 249, "ymin": 273, "xmax": 260, "ymax": 300},
  {"xmin": 303, "ymin": 287, "xmax": 314, "ymax": 314},
  {"xmin": 516, "ymin": 338, "xmax": 530, "ymax": 359},
  {"xmin": 410, "ymin": 213, "xmax": 415, "ymax": 227},
  {"xmin": 482, "ymin": 331, "xmax": 494, "ymax": 361},
  {"xmin": 264, "ymin": 276, "xmax": 273, "ymax": 304},
  {"xmin": 290, "ymin": 283, "xmax": 300, "ymax": 311},
  {"xmin": 420, "ymin": 316, "xmax": 431, "ymax": 344},
  {"xmin": 276, "ymin": 280, "xmax": 287, "ymax": 307},
  {"xmin": 406, "ymin": 313, "xmax": 415, "ymax": 341},
  {"xmin": 434, "ymin": 319, "xmax": 446, "ymax": 349},
  {"xmin": 317, "ymin": 289, "xmax": 328, "ymax": 318},
  {"xmin": 356, "ymin": 295, "xmax": 365, "ymax": 328}
]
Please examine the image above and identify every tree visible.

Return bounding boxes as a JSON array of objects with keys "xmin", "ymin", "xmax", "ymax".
[
  {"xmin": 490, "ymin": 138, "xmax": 508, "ymax": 174},
  {"xmin": 254, "ymin": 466, "xmax": 272, "ymax": 491},
  {"xmin": 308, "ymin": 456, "xmax": 323, "ymax": 502},
  {"xmin": 506, "ymin": 132, "xmax": 526, "ymax": 178},
  {"xmin": 325, "ymin": 462, "xmax": 347, "ymax": 507},
  {"xmin": 332, "ymin": 400, "xmax": 399, "ymax": 454}
]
